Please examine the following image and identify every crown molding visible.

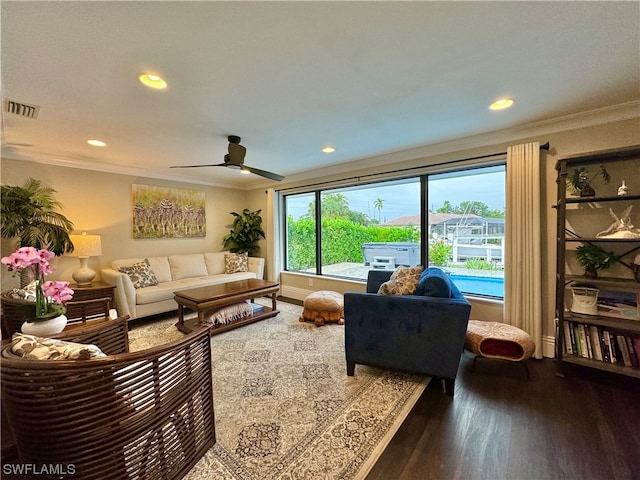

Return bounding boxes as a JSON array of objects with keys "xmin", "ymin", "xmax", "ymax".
[
  {"xmin": 0, "ymin": 147, "xmax": 245, "ymax": 190},
  {"xmin": 275, "ymin": 101, "xmax": 640, "ymax": 189}
]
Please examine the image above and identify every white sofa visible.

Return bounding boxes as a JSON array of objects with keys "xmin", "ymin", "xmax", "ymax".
[{"xmin": 101, "ymin": 252, "xmax": 265, "ymax": 320}]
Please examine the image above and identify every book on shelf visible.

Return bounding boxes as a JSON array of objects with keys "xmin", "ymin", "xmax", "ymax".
[
  {"xmin": 251, "ymin": 303, "xmax": 265, "ymax": 314},
  {"xmin": 626, "ymin": 336, "xmax": 639, "ymax": 368},
  {"xmin": 562, "ymin": 320, "xmax": 640, "ymax": 369},
  {"xmin": 588, "ymin": 325, "xmax": 603, "ymax": 361},
  {"xmin": 616, "ymin": 335, "xmax": 632, "ymax": 367},
  {"xmin": 563, "ymin": 321, "xmax": 573, "ymax": 354},
  {"xmin": 633, "ymin": 337, "xmax": 640, "ymax": 367},
  {"xmin": 600, "ymin": 328, "xmax": 611, "ymax": 363}
]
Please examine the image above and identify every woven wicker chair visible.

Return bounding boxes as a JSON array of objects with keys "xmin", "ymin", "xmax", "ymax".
[
  {"xmin": 53, "ymin": 314, "xmax": 130, "ymax": 355},
  {"xmin": 1, "ymin": 294, "xmax": 114, "ymax": 338},
  {"xmin": 1, "ymin": 324, "xmax": 215, "ymax": 480}
]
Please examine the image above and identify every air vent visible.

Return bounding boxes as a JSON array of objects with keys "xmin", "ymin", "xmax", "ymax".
[{"xmin": 4, "ymin": 99, "xmax": 40, "ymax": 119}]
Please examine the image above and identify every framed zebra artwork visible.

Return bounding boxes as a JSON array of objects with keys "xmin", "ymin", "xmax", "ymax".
[{"xmin": 132, "ymin": 184, "xmax": 206, "ymax": 238}]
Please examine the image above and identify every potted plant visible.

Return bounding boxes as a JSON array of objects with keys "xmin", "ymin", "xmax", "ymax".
[
  {"xmin": 566, "ymin": 164, "xmax": 611, "ymax": 197},
  {"xmin": 1, "ymin": 246, "xmax": 74, "ymax": 335},
  {"xmin": 1, "ymin": 177, "xmax": 75, "ymax": 254},
  {"xmin": 222, "ymin": 208, "xmax": 266, "ymax": 256},
  {"xmin": 1, "ymin": 178, "xmax": 75, "ymax": 287},
  {"xmin": 575, "ymin": 243, "xmax": 619, "ymax": 278}
]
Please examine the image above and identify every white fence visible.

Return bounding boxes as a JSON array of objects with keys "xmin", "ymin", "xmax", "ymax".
[{"xmin": 450, "ymin": 235, "xmax": 504, "ymax": 265}]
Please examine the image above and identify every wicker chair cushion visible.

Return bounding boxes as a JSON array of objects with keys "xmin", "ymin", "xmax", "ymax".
[
  {"xmin": 11, "ymin": 333, "xmax": 106, "ymax": 360},
  {"xmin": 118, "ymin": 258, "xmax": 159, "ymax": 289},
  {"xmin": 378, "ymin": 266, "xmax": 424, "ymax": 295},
  {"xmin": 225, "ymin": 252, "xmax": 249, "ymax": 273}
]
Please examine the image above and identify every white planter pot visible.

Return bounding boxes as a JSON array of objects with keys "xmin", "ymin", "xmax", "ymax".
[{"xmin": 21, "ymin": 314, "xmax": 67, "ymax": 336}]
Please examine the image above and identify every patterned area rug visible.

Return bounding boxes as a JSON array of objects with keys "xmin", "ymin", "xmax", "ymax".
[{"xmin": 127, "ymin": 300, "xmax": 430, "ymax": 480}]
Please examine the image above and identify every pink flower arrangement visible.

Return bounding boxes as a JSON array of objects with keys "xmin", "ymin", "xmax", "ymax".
[{"xmin": 1, "ymin": 246, "xmax": 74, "ymax": 321}]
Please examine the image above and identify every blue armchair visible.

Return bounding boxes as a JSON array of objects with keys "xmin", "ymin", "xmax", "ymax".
[{"xmin": 344, "ymin": 268, "xmax": 471, "ymax": 396}]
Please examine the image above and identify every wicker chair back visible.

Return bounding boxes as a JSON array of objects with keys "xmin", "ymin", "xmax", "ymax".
[{"xmin": 1, "ymin": 325, "xmax": 215, "ymax": 480}]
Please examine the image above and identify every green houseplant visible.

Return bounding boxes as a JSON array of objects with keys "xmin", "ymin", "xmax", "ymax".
[
  {"xmin": 1, "ymin": 178, "xmax": 75, "ymax": 255},
  {"xmin": 1, "ymin": 178, "xmax": 75, "ymax": 287},
  {"xmin": 222, "ymin": 209, "xmax": 266, "ymax": 256},
  {"xmin": 566, "ymin": 164, "xmax": 610, "ymax": 197},
  {"xmin": 575, "ymin": 243, "xmax": 619, "ymax": 278}
]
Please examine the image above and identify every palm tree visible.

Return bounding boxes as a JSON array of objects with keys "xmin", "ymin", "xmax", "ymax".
[
  {"xmin": 374, "ymin": 197, "xmax": 385, "ymax": 223},
  {"xmin": 1, "ymin": 178, "xmax": 75, "ymax": 256}
]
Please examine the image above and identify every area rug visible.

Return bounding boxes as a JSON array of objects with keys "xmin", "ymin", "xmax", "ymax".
[{"xmin": 128, "ymin": 300, "xmax": 430, "ymax": 480}]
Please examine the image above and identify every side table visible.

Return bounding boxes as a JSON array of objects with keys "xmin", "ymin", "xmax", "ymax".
[{"xmin": 66, "ymin": 281, "xmax": 116, "ymax": 322}]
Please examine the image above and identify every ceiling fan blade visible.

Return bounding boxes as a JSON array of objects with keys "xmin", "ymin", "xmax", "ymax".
[
  {"xmin": 170, "ymin": 163, "xmax": 227, "ymax": 168},
  {"xmin": 243, "ymin": 165, "xmax": 285, "ymax": 181}
]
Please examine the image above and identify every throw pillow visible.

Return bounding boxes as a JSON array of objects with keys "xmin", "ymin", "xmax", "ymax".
[
  {"xmin": 119, "ymin": 258, "xmax": 158, "ymax": 289},
  {"xmin": 225, "ymin": 252, "xmax": 249, "ymax": 274},
  {"xmin": 11, "ymin": 333, "xmax": 106, "ymax": 360},
  {"xmin": 415, "ymin": 267, "xmax": 452, "ymax": 297},
  {"xmin": 378, "ymin": 265, "xmax": 424, "ymax": 295}
]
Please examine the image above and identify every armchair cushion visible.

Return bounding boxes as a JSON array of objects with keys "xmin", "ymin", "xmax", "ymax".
[
  {"xmin": 118, "ymin": 258, "xmax": 158, "ymax": 289},
  {"xmin": 378, "ymin": 265, "xmax": 423, "ymax": 295},
  {"xmin": 416, "ymin": 267, "xmax": 452, "ymax": 297},
  {"xmin": 11, "ymin": 333, "xmax": 106, "ymax": 360}
]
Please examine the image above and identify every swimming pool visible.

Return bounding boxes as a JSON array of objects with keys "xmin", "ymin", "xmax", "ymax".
[{"xmin": 450, "ymin": 274, "xmax": 504, "ymax": 298}]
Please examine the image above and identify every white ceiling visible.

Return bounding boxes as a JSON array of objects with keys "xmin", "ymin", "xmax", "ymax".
[{"xmin": 2, "ymin": 1, "xmax": 639, "ymax": 189}]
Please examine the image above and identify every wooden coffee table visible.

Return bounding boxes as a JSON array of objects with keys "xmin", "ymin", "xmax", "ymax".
[{"xmin": 174, "ymin": 279, "xmax": 280, "ymax": 335}]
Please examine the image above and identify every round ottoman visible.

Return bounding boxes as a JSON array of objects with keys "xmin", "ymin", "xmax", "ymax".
[
  {"xmin": 299, "ymin": 291, "xmax": 344, "ymax": 326},
  {"xmin": 465, "ymin": 320, "xmax": 535, "ymax": 378}
]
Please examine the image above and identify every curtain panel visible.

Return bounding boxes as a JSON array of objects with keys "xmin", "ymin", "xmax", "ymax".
[{"xmin": 505, "ymin": 142, "xmax": 543, "ymax": 359}]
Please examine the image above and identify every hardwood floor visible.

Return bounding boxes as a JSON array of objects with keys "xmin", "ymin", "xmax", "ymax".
[{"xmin": 367, "ymin": 352, "xmax": 640, "ymax": 480}]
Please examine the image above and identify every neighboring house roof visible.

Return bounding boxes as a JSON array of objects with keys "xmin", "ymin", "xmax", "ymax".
[
  {"xmin": 382, "ymin": 213, "xmax": 484, "ymax": 227},
  {"xmin": 434, "ymin": 216, "xmax": 505, "ymax": 226}
]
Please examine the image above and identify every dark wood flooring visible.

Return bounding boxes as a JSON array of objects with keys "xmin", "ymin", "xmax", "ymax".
[{"xmin": 367, "ymin": 352, "xmax": 640, "ymax": 480}]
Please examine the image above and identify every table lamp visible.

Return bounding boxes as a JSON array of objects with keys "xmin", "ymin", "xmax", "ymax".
[{"xmin": 69, "ymin": 233, "xmax": 102, "ymax": 285}]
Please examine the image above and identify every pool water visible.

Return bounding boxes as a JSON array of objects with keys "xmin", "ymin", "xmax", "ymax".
[{"xmin": 450, "ymin": 274, "xmax": 504, "ymax": 298}]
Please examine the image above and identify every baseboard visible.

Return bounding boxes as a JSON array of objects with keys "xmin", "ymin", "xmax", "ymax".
[
  {"xmin": 280, "ymin": 285, "xmax": 313, "ymax": 302},
  {"xmin": 542, "ymin": 334, "xmax": 555, "ymax": 359}
]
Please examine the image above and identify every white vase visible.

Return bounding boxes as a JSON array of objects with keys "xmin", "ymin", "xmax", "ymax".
[{"xmin": 21, "ymin": 314, "xmax": 67, "ymax": 336}]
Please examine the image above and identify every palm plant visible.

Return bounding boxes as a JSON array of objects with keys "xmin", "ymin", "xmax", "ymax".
[{"xmin": 1, "ymin": 178, "xmax": 75, "ymax": 256}]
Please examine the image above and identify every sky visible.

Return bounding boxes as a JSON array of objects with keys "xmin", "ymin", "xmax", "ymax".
[{"xmin": 286, "ymin": 167, "xmax": 505, "ymax": 221}]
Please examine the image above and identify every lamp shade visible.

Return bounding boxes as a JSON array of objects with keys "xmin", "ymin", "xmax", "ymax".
[{"xmin": 69, "ymin": 234, "xmax": 102, "ymax": 258}]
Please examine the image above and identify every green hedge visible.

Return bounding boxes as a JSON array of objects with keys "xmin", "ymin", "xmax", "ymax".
[{"xmin": 287, "ymin": 217, "xmax": 419, "ymax": 270}]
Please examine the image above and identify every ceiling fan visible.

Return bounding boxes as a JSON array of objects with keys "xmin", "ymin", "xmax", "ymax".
[{"xmin": 170, "ymin": 135, "xmax": 285, "ymax": 181}]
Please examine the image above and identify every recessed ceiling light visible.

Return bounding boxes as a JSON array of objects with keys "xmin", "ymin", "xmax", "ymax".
[
  {"xmin": 138, "ymin": 73, "xmax": 167, "ymax": 89},
  {"xmin": 87, "ymin": 139, "xmax": 106, "ymax": 147},
  {"xmin": 489, "ymin": 98, "xmax": 515, "ymax": 110},
  {"xmin": 322, "ymin": 146, "xmax": 335, "ymax": 153},
  {"xmin": 240, "ymin": 167, "xmax": 251, "ymax": 175}
]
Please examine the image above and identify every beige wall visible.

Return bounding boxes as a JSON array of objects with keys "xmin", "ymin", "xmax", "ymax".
[
  {"xmin": 2, "ymin": 116, "xmax": 639, "ymax": 357},
  {"xmin": 1, "ymin": 159, "xmax": 247, "ymax": 289}
]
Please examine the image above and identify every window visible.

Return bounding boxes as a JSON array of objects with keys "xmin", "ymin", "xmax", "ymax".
[
  {"xmin": 427, "ymin": 166, "xmax": 505, "ymax": 297},
  {"xmin": 283, "ymin": 164, "xmax": 505, "ymax": 298},
  {"xmin": 285, "ymin": 193, "xmax": 316, "ymax": 273}
]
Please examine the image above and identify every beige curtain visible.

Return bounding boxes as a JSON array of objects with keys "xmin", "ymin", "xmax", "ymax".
[{"xmin": 504, "ymin": 142, "xmax": 543, "ymax": 359}]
